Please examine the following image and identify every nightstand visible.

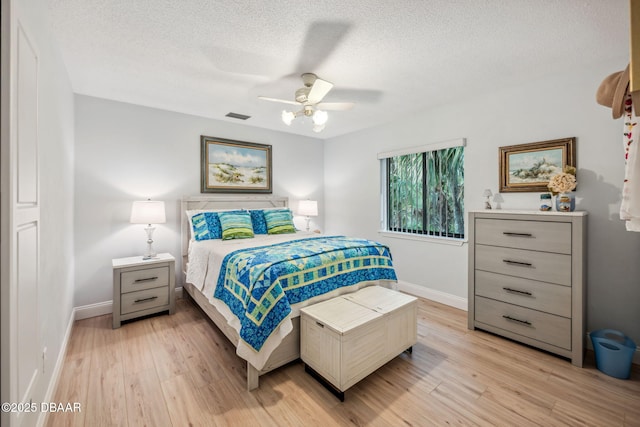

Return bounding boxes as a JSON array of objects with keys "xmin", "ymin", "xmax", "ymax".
[{"xmin": 112, "ymin": 253, "xmax": 175, "ymax": 329}]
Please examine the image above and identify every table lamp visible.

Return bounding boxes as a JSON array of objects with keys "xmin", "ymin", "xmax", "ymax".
[
  {"xmin": 130, "ymin": 199, "xmax": 166, "ymax": 259},
  {"xmin": 298, "ymin": 200, "xmax": 318, "ymax": 232}
]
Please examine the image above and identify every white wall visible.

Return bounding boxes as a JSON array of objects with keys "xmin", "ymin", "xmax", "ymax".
[
  {"xmin": 73, "ymin": 96, "xmax": 324, "ymax": 307},
  {"xmin": 324, "ymin": 58, "xmax": 640, "ymax": 346},
  {"xmin": 1, "ymin": 0, "xmax": 75, "ymax": 425},
  {"xmin": 33, "ymin": 15, "xmax": 75, "ymax": 406}
]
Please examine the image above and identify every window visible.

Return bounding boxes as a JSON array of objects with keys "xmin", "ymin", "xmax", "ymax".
[{"xmin": 379, "ymin": 139, "xmax": 465, "ymax": 240}]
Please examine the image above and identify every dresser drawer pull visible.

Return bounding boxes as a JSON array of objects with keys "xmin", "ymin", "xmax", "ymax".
[
  {"xmin": 134, "ymin": 296, "xmax": 158, "ymax": 304},
  {"xmin": 316, "ymin": 321, "xmax": 325, "ymax": 328},
  {"xmin": 502, "ymin": 232, "xmax": 533, "ymax": 237},
  {"xmin": 134, "ymin": 276, "xmax": 158, "ymax": 283},
  {"xmin": 502, "ymin": 315, "xmax": 532, "ymax": 326},
  {"xmin": 502, "ymin": 287, "xmax": 533, "ymax": 296},
  {"xmin": 502, "ymin": 259, "xmax": 533, "ymax": 267}
]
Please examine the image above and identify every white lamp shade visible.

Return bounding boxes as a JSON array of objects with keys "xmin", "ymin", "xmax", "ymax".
[
  {"xmin": 312, "ymin": 110, "xmax": 328, "ymax": 125},
  {"xmin": 312, "ymin": 124, "xmax": 326, "ymax": 133},
  {"xmin": 298, "ymin": 200, "xmax": 318, "ymax": 217},
  {"xmin": 282, "ymin": 110, "xmax": 295, "ymax": 126},
  {"xmin": 130, "ymin": 200, "xmax": 166, "ymax": 224}
]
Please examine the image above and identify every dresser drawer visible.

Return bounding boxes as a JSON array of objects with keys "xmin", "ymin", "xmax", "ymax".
[
  {"xmin": 475, "ymin": 244, "xmax": 571, "ymax": 286},
  {"xmin": 121, "ymin": 266, "xmax": 169, "ymax": 293},
  {"xmin": 475, "ymin": 219, "xmax": 571, "ymax": 254},
  {"xmin": 121, "ymin": 286, "xmax": 169, "ymax": 315},
  {"xmin": 475, "ymin": 270, "xmax": 571, "ymax": 317},
  {"xmin": 474, "ymin": 296, "xmax": 571, "ymax": 350}
]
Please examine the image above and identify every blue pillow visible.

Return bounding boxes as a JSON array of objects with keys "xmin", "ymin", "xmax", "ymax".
[
  {"xmin": 191, "ymin": 212, "xmax": 222, "ymax": 240},
  {"xmin": 263, "ymin": 209, "xmax": 296, "ymax": 234},
  {"xmin": 218, "ymin": 211, "xmax": 255, "ymax": 240},
  {"xmin": 250, "ymin": 210, "xmax": 268, "ymax": 234}
]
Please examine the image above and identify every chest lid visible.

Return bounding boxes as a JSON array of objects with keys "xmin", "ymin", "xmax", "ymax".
[
  {"xmin": 344, "ymin": 285, "xmax": 417, "ymax": 314},
  {"xmin": 300, "ymin": 297, "xmax": 381, "ymax": 334}
]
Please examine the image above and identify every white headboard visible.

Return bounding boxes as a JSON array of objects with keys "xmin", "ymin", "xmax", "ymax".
[{"xmin": 180, "ymin": 195, "xmax": 289, "ymax": 258}]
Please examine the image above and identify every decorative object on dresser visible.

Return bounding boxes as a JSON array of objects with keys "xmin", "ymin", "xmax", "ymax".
[
  {"xmin": 492, "ymin": 192, "xmax": 504, "ymax": 210},
  {"xmin": 499, "ymin": 137, "xmax": 576, "ymax": 193},
  {"xmin": 298, "ymin": 199, "xmax": 318, "ymax": 231},
  {"xmin": 555, "ymin": 193, "xmax": 576, "ymax": 212},
  {"xmin": 468, "ymin": 210, "xmax": 587, "ymax": 367},
  {"xmin": 112, "ymin": 253, "xmax": 175, "ymax": 329},
  {"xmin": 200, "ymin": 135, "xmax": 272, "ymax": 194},
  {"xmin": 483, "ymin": 189, "xmax": 493, "ymax": 209},
  {"xmin": 300, "ymin": 286, "xmax": 417, "ymax": 401},
  {"xmin": 130, "ymin": 199, "xmax": 166, "ymax": 259},
  {"xmin": 548, "ymin": 165, "xmax": 577, "ymax": 212},
  {"xmin": 539, "ymin": 193, "xmax": 553, "ymax": 211}
]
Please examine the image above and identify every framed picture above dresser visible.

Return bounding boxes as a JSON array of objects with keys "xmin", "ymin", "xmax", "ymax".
[{"xmin": 467, "ymin": 210, "xmax": 587, "ymax": 367}]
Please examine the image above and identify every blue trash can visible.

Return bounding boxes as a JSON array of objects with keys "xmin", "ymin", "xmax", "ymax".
[{"xmin": 590, "ymin": 329, "xmax": 636, "ymax": 379}]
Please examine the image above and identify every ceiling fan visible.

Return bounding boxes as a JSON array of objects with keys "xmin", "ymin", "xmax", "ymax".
[{"xmin": 258, "ymin": 73, "xmax": 354, "ymax": 132}]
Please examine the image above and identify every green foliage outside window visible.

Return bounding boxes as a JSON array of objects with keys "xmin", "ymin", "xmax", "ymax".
[{"xmin": 388, "ymin": 146, "xmax": 464, "ymax": 238}]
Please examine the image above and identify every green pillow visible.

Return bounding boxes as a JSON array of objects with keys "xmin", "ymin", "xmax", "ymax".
[
  {"xmin": 218, "ymin": 211, "xmax": 254, "ymax": 240},
  {"xmin": 263, "ymin": 209, "xmax": 296, "ymax": 234}
]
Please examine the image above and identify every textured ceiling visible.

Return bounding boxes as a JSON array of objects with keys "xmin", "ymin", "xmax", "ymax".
[{"xmin": 48, "ymin": 0, "xmax": 629, "ymax": 139}]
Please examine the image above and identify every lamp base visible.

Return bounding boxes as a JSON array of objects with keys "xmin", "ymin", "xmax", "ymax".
[{"xmin": 143, "ymin": 225, "xmax": 157, "ymax": 260}]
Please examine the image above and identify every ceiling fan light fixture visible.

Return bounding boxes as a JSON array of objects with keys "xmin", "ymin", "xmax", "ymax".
[
  {"xmin": 312, "ymin": 110, "xmax": 328, "ymax": 126},
  {"xmin": 282, "ymin": 110, "xmax": 295, "ymax": 126},
  {"xmin": 312, "ymin": 123, "xmax": 326, "ymax": 133},
  {"xmin": 262, "ymin": 73, "xmax": 352, "ymax": 133}
]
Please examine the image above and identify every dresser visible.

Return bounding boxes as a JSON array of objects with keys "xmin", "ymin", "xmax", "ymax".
[
  {"xmin": 112, "ymin": 253, "xmax": 176, "ymax": 328},
  {"xmin": 468, "ymin": 210, "xmax": 586, "ymax": 366},
  {"xmin": 300, "ymin": 286, "xmax": 417, "ymax": 400}
]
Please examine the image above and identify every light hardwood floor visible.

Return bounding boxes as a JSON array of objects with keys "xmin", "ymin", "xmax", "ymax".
[{"xmin": 46, "ymin": 296, "xmax": 640, "ymax": 427}]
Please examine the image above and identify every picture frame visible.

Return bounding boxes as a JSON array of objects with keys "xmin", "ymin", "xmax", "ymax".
[
  {"xmin": 499, "ymin": 137, "xmax": 576, "ymax": 193},
  {"xmin": 200, "ymin": 136, "xmax": 272, "ymax": 193}
]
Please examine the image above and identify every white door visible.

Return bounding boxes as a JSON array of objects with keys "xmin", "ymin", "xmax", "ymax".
[{"xmin": 1, "ymin": 1, "xmax": 42, "ymax": 425}]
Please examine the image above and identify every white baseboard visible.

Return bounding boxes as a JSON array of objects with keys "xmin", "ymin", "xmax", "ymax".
[
  {"xmin": 396, "ymin": 280, "xmax": 468, "ymax": 311},
  {"xmin": 74, "ymin": 287, "xmax": 184, "ymax": 321},
  {"xmin": 37, "ymin": 308, "xmax": 76, "ymax": 427},
  {"xmin": 74, "ymin": 300, "xmax": 112, "ymax": 320}
]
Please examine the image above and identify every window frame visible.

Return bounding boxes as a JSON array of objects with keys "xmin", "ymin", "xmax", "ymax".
[{"xmin": 378, "ymin": 138, "xmax": 466, "ymax": 244}]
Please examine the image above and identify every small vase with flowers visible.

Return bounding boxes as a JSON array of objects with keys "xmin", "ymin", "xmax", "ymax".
[{"xmin": 547, "ymin": 166, "xmax": 577, "ymax": 212}]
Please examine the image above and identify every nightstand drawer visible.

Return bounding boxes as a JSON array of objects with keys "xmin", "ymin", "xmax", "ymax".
[
  {"xmin": 121, "ymin": 286, "xmax": 169, "ymax": 315},
  {"xmin": 475, "ymin": 296, "xmax": 571, "ymax": 350},
  {"xmin": 475, "ymin": 244, "xmax": 571, "ymax": 286},
  {"xmin": 475, "ymin": 219, "xmax": 571, "ymax": 254},
  {"xmin": 121, "ymin": 266, "xmax": 169, "ymax": 293}
]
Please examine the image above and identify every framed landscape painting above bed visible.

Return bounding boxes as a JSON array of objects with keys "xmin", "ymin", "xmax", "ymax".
[
  {"xmin": 201, "ymin": 136, "xmax": 272, "ymax": 193},
  {"xmin": 499, "ymin": 137, "xmax": 576, "ymax": 193}
]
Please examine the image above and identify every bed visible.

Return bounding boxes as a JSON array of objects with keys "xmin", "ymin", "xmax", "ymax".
[{"xmin": 180, "ymin": 195, "xmax": 398, "ymax": 390}]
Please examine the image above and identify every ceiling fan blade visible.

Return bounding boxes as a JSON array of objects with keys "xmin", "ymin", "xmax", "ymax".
[
  {"xmin": 316, "ymin": 102, "xmax": 355, "ymax": 111},
  {"xmin": 258, "ymin": 96, "xmax": 300, "ymax": 106},
  {"xmin": 295, "ymin": 21, "xmax": 352, "ymax": 73},
  {"xmin": 307, "ymin": 78, "xmax": 334, "ymax": 104}
]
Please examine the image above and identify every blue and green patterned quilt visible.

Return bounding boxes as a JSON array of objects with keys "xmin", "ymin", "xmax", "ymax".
[{"xmin": 213, "ymin": 236, "xmax": 397, "ymax": 352}]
